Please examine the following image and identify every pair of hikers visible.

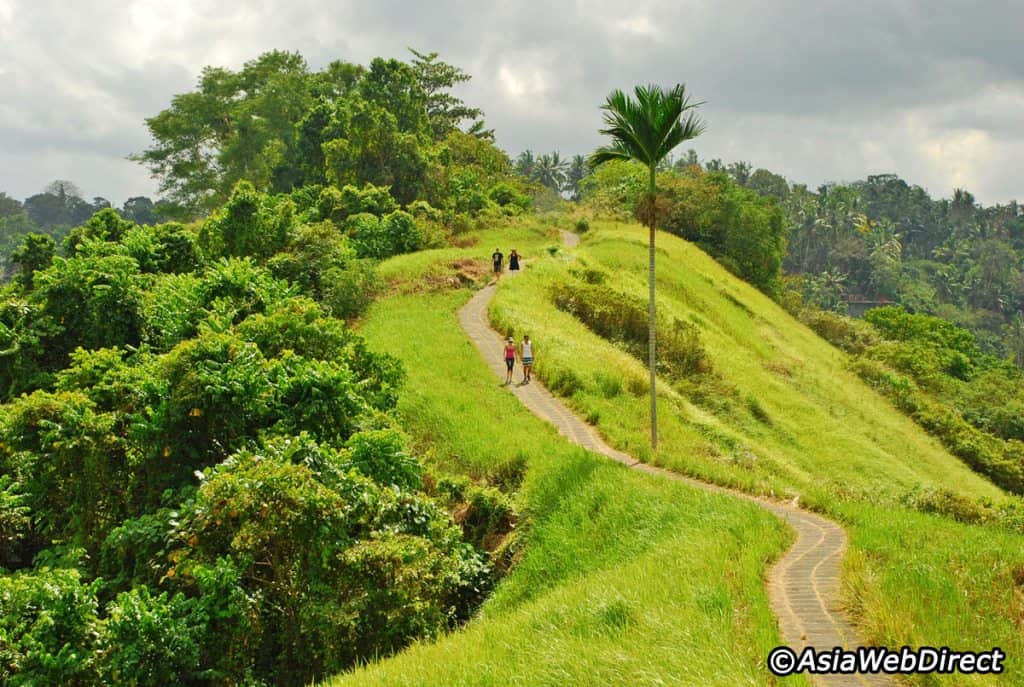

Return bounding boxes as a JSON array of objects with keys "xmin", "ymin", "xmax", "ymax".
[
  {"xmin": 491, "ymin": 248, "xmax": 520, "ymax": 280},
  {"xmin": 503, "ymin": 335, "xmax": 534, "ymax": 385}
]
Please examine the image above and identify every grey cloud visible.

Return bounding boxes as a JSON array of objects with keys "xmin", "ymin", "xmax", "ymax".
[{"xmin": 0, "ymin": 0, "xmax": 1021, "ymax": 205}]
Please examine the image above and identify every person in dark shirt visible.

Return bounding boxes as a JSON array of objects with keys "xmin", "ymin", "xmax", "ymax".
[
  {"xmin": 491, "ymin": 248, "xmax": 504, "ymax": 281},
  {"xmin": 509, "ymin": 249, "xmax": 520, "ymax": 272}
]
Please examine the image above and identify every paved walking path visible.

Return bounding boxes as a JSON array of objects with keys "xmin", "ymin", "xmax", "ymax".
[{"xmin": 459, "ymin": 252, "xmax": 892, "ymax": 687}]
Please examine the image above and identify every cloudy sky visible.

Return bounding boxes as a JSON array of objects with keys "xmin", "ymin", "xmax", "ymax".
[{"xmin": 1, "ymin": 0, "xmax": 1021, "ymax": 206}]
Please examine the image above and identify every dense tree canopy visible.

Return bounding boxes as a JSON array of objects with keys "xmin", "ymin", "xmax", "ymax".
[
  {"xmin": 0, "ymin": 48, "xmax": 526, "ymax": 687},
  {"xmin": 134, "ymin": 49, "xmax": 495, "ymax": 215}
]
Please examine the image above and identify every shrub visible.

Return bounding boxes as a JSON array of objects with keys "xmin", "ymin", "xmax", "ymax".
[
  {"xmin": 323, "ymin": 261, "xmax": 381, "ymax": 318},
  {"xmin": 198, "ymin": 181, "xmax": 294, "ymax": 259},
  {"xmin": 347, "ymin": 210, "xmax": 424, "ymax": 259},
  {"xmin": 594, "ymin": 373, "xmax": 622, "ymax": 398},
  {"xmin": 97, "ymin": 586, "xmax": 201, "ymax": 687},
  {"xmin": 851, "ymin": 357, "xmax": 1024, "ymax": 495},
  {"xmin": 152, "ymin": 223, "xmax": 200, "ymax": 273},
  {"xmin": 196, "ymin": 258, "xmax": 296, "ymax": 327},
  {"xmin": 799, "ymin": 309, "xmax": 879, "ymax": 354},
  {"xmin": 342, "ymin": 428, "xmax": 422, "ymax": 490},
  {"xmin": 550, "ymin": 280, "xmax": 711, "ymax": 380},
  {"xmin": 236, "ymin": 297, "xmax": 349, "ymax": 360},
  {"xmin": 864, "ymin": 306, "xmax": 986, "ymax": 380},
  {"xmin": 33, "ymin": 252, "xmax": 145, "ymax": 365},
  {"xmin": 488, "ymin": 182, "xmax": 529, "ymax": 210},
  {"xmin": 574, "ymin": 218, "xmax": 590, "ymax": 234},
  {"xmin": 901, "ymin": 486, "xmax": 991, "ymax": 525},
  {"xmin": 0, "ymin": 475, "xmax": 31, "ymax": 569},
  {"xmin": 547, "ymin": 367, "xmax": 584, "ymax": 396},
  {"xmin": 171, "ymin": 449, "xmax": 486, "ymax": 685},
  {"xmin": 141, "ymin": 273, "xmax": 205, "ymax": 350},
  {"xmin": 10, "ymin": 233, "xmax": 56, "ymax": 289},
  {"xmin": 1, "ymin": 390, "xmax": 128, "ymax": 553},
  {"xmin": 0, "ymin": 567, "xmax": 101, "ymax": 686},
  {"xmin": 449, "ymin": 483, "xmax": 515, "ymax": 554},
  {"xmin": 486, "ymin": 453, "xmax": 528, "ymax": 492}
]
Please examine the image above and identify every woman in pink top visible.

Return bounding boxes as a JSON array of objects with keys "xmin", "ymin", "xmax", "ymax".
[{"xmin": 503, "ymin": 336, "xmax": 517, "ymax": 385}]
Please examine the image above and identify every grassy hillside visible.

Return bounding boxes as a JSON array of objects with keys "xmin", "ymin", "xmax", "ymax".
[
  {"xmin": 328, "ymin": 285, "xmax": 804, "ymax": 686},
  {"xmin": 488, "ymin": 220, "xmax": 1024, "ymax": 684},
  {"xmin": 331, "ymin": 217, "xmax": 1023, "ymax": 685},
  {"xmin": 492, "ymin": 221, "xmax": 1004, "ymax": 502}
]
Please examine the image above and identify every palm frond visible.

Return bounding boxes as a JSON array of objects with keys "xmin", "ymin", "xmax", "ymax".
[{"xmin": 591, "ymin": 83, "xmax": 706, "ymax": 172}]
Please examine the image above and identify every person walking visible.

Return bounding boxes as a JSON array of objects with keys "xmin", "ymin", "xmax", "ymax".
[
  {"xmin": 520, "ymin": 334, "xmax": 534, "ymax": 383},
  {"xmin": 503, "ymin": 336, "xmax": 517, "ymax": 385},
  {"xmin": 491, "ymin": 248, "xmax": 504, "ymax": 281},
  {"xmin": 508, "ymin": 249, "xmax": 521, "ymax": 272}
]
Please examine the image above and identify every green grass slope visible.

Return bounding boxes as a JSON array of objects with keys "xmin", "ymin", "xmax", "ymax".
[
  {"xmin": 326, "ymin": 284, "xmax": 805, "ymax": 686},
  {"xmin": 488, "ymin": 220, "xmax": 1024, "ymax": 685},
  {"xmin": 329, "ymin": 217, "xmax": 1023, "ymax": 686}
]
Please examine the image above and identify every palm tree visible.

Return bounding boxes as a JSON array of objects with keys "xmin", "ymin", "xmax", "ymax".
[
  {"xmin": 565, "ymin": 154, "xmax": 589, "ymax": 201},
  {"xmin": 534, "ymin": 152, "xmax": 569, "ymax": 193},
  {"xmin": 590, "ymin": 84, "xmax": 705, "ymax": 450},
  {"xmin": 515, "ymin": 150, "xmax": 536, "ymax": 179}
]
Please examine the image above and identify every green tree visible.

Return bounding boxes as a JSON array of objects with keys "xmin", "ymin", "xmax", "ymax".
[
  {"xmin": 564, "ymin": 154, "xmax": 590, "ymax": 201},
  {"xmin": 22, "ymin": 181, "xmax": 96, "ymax": 230},
  {"xmin": 408, "ymin": 49, "xmax": 484, "ymax": 139},
  {"xmin": 10, "ymin": 233, "xmax": 56, "ymax": 290},
  {"xmin": 120, "ymin": 196, "xmax": 156, "ymax": 225},
  {"xmin": 321, "ymin": 98, "xmax": 429, "ymax": 204},
  {"xmin": 591, "ymin": 84, "xmax": 705, "ymax": 449},
  {"xmin": 747, "ymin": 168, "xmax": 790, "ymax": 199},
  {"xmin": 0, "ymin": 192, "xmax": 21, "ymax": 218},
  {"xmin": 514, "ymin": 150, "xmax": 536, "ymax": 179},
  {"xmin": 133, "ymin": 51, "xmax": 315, "ymax": 213},
  {"xmin": 533, "ymin": 152, "xmax": 568, "ymax": 193}
]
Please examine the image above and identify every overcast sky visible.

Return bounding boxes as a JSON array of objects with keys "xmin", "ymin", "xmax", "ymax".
[{"xmin": 1, "ymin": 0, "xmax": 1021, "ymax": 207}]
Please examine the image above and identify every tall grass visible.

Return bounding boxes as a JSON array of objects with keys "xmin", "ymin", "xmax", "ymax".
[
  {"xmin": 489, "ymin": 221, "xmax": 1024, "ymax": 684},
  {"xmin": 326, "ymin": 289, "xmax": 803, "ymax": 686}
]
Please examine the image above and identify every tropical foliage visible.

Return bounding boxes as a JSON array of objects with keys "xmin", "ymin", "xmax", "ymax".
[{"xmin": 0, "ymin": 49, "xmax": 525, "ymax": 687}]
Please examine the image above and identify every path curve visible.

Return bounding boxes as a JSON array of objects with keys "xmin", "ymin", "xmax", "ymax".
[{"xmin": 459, "ymin": 277, "xmax": 892, "ymax": 687}]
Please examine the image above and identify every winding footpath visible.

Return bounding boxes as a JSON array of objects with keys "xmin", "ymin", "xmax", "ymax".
[{"xmin": 458, "ymin": 232, "xmax": 892, "ymax": 687}]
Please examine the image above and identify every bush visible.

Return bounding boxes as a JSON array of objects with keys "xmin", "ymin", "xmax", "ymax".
[
  {"xmin": 347, "ymin": 210, "xmax": 425, "ymax": 259},
  {"xmin": 547, "ymin": 367, "xmax": 584, "ymax": 396},
  {"xmin": 1, "ymin": 390, "xmax": 127, "ymax": 553},
  {"xmin": 342, "ymin": 428, "xmax": 422, "ymax": 490},
  {"xmin": 198, "ymin": 181, "xmax": 294, "ymax": 259},
  {"xmin": 488, "ymin": 182, "xmax": 530, "ymax": 210},
  {"xmin": 594, "ymin": 373, "xmax": 622, "ymax": 398},
  {"xmin": 170, "ymin": 449, "xmax": 486, "ymax": 685},
  {"xmin": 267, "ymin": 221, "xmax": 357, "ymax": 299},
  {"xmin": 550, "ymin": 280, "xmax": 711, "ymax": 380},
  {"xmin": 851, "ymin": 357, "xmax": 1024, "ymax": 494},
  {"xmin": 33, "ymin": 252, "xmax": 145, "ymax": 365},
  {"xmin": 800, "ymin": 309, "xmax": 879, "ymax": 354},
  {"xmin": 574, "ymin": 218, "xmax": 590, "ymax": 234},
  {"xmin": 864, "ymin": 306, "xmax": 985, "ymax": 380},
  {"xmin": 0, "ymin": 475, "xmax": 30, "ymax": 568},
  {"xmin": 901, "ymin": 486, "xmax": 991, "ymax": 525},
  {"xmin": 323, "ymin": 261, "xmax": 381, "ymax": 318},
  {"xmin": 0, "ymin": 567, "xmax": 101, "ymax": 686},
  {"xmin": 97, "ymin": 587, "xmax": 201, "ymax": 687},
  {"xmin": 236, "ymin": 297, "xmax": 349, "ymax": 360}
]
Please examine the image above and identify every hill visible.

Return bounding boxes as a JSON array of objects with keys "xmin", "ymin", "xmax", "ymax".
[{"xmin": 332, "ymin": 217, "xmax": 1024, "ymax": 686}]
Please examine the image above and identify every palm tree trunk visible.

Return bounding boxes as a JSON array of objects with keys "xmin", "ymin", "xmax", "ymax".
[{"xmin": 648, "ymin": 165, "xmax": 658, "ymax": 450}]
